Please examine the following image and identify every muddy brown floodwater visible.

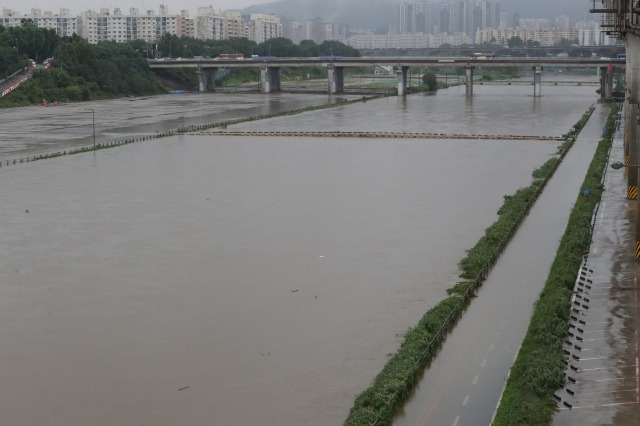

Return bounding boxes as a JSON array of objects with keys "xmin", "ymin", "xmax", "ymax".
[{"xmin": 0, "ymin": 76, "xmax": 600, "ymax": 425}]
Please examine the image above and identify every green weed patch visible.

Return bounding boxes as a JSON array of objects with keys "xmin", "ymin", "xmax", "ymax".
[{"xmin": 492, "ymin": 103, "xmax": 619, "ymax": 425}]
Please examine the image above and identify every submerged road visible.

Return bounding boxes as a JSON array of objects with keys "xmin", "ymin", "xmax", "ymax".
[
  {"xmin": 394, "ymin": 104, "xmax": 611, "ymax": 425},
  {"xmin": 552, "ymin": 108, "xmax": 640, "ymax": 425}
]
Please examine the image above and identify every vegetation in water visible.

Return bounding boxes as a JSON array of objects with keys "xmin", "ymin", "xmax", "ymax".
[
  {"xmin": 344, "ymin": 105, "xmax": 596, "ymax": 426},
  {"xmin": 492, "ymin": 103, "xmax": 619, "ymax": 425}
]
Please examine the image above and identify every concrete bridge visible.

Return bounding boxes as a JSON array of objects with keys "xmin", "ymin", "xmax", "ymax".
[{"xmin": 149, "ymin": 56, "xmax": 625, "ymax": 99}]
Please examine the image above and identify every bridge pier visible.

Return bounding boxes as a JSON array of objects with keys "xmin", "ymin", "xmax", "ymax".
[
  {"xmin": 197, "ymin": 68, "xmax": 218, "ymax": 92},
  {"xmin": 328, "ymin": 66, "xmax": 344, "ymax": 94},
  {"xmin": 396, "ymin": 66, "xmax": 408, "ymax": 96},
  {"xmin": 599, "ymin": 66, "xmax": 614, "ymax": 100},
  {"xmin": 465, "ymin": 66, "xmax": 474, "ymax": 97},
  {"xmin": 261, "ymin": 67, "xmax": 281, "ymax": 93},
  {"xmin": 533, "ymin": 66, "xmax": 542, "ymax": 97}
]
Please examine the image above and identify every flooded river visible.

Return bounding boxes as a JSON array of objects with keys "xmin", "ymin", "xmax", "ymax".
[{"xmin": 0, "ymin": 74, "xmax": 600, "ymax": 425}]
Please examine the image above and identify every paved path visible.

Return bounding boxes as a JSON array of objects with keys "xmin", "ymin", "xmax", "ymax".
[
  {"xmin": 553, "ymin": 107, "xmax": 640, "ymax": 426},
  {"xmin": 395, "ymin": 105, "xmax": 611, "ymax": 425}
]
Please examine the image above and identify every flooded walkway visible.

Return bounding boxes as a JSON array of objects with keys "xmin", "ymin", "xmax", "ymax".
[
  {"xmin": 394, "ymin": 104, "xmax": 611, "ymax": 426},
  {"xmin": 552, "ymin": 109, "xmax": 640, "ymax": 426}
]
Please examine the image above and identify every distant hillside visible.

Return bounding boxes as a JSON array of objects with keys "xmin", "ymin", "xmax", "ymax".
[{"xmin": 240, "ymin": 0, "xmax": 591, "ymax": 31}]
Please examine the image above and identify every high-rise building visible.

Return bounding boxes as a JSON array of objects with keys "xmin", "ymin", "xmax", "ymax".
[
  {"xmin": 225, "ymin": 11, "xmax": 248, "ymax": 40},
  {"xmin": 195, "ymin": 6, "xmax": 225, "ymax": 40},
  {"xmin": 439, "ymin": 4, "xmax": 450, "ymax": 34},
  {"xmin": 304, "ymin": 17, "xmax": 333, "ymax": 44},
  {"xmin": 177, "ymin": 10, "xmax": 195, "ymax": 39},
  {"xmin": 77, "ymin": 7, "xmax": 178, "ymax": 44},
  {"xmin": 249, "ymin": 14, "xmax": 281, "ymax": 44},
  {"xmin": 0, "ymin": 8, "xmax": 77, "ymax": 37}
]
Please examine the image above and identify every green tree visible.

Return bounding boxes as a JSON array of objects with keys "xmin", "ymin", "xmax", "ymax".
[
  {"xmin": 508, "ymin": 36, "xmax": 524, "ymax": 47},
  {"xmin": 318, "ymin": 40, "xmax": 360, "ymax": 57},
  {"xmin": 422, "ymin": 71, "xmax": 438, "ymax": 91},
  {"xmin": 256, "ymin": 37, "xmax": 297, "ymax": 56},
  {"xmin": 299, "ymin": 40, "xmax": 318, "ymax": 57}
]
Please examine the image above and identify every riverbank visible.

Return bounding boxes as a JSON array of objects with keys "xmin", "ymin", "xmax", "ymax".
[
  {"xmin": 344, "ymin": 107, "xmax": 596, "ymax": 425},
  {"xmin": 492, "ymin": 104, "xmax": 619, "ymax": 425}
]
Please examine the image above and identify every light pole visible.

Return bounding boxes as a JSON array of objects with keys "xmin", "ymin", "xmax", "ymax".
[{"xmin": 87, "ymin": 109, "xmax": 96, "ymax": 149}]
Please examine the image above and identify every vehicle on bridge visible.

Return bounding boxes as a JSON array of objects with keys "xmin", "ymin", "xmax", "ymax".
[{"xmin": 218, "ymin": 53, "xmax": 244, "ymax": 60}]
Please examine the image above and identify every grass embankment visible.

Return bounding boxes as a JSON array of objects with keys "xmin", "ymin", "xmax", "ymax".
[
  {"xmin": 344, "ymin": 106, "xmax": 597, "ymax": 426},
  {"xmin": 492, "ymin": 104, "xmax": 620, "ymax": 425}
]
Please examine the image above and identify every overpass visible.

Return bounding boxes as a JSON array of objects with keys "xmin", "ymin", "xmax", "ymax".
[{"xmin": 149, "ymin": 56, "xmax": 625, "ymax": 98}]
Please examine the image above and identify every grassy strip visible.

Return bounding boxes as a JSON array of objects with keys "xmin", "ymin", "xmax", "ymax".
[
  {"xmin": 0, "ymin": 95, "xmax": 380, "ymax": 167},
  {"xmin": 492, "ymin": 104, "xmax": 619, "ymax": 425},
  {"xmin": 344, "ymin": 106, "xmax": 596, "ymax": 426}
]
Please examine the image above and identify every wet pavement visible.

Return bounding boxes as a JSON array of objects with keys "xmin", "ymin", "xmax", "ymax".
[
  {"xmin": 552, "ymin": 107, "xmax": 640, "ymax": 425},
  {"xmin": 393, "ymin": 104, "xmax": 613, "ymax": 426}
]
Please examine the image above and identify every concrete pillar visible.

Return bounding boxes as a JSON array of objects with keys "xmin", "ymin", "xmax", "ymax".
[
  {"xmin": 533, "ymin": 66, "xmax": 542, "ymax": 97},
  {"xmin": 630, "ymin": 102, "xmax": 639, "ymax": 200},
  {"xmin": 328, "ymin": 66, "xmax": 344, "ymax": 94},
  {"xmin": 600, "ymin": 66, "xmax": 614, "ymax": 100},
  {"xmin": 261, "ymin": 67, "xmax": 281, "ymax": 93},
  {"xmin": 397, "ymin": 66, "xmax": 408, "ymax": 96},
  {"xmin": 465, "ymin": 66, "xmax": 474, "ymax": 97},
  {"xmin": 197, "ymin": 68, "xmax": 217, "ymax": 92},
  {"xmin": 624, "ymin": 98, "xmax": 631, "ymax": 165}
]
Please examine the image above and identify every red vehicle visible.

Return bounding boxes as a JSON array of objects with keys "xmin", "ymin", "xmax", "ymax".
[{"xmin": 217, "ymin": 53, "xmax": 244, "ymax": 59}]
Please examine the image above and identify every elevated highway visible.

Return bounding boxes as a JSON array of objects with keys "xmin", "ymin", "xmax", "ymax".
[{"xmin": 149, "ymin": 56, "xmax": 625, "ymax": 98}]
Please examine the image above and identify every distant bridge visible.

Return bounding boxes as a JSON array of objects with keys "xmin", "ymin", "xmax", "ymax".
[{"xmin": 149, "ymin": 57, "xmax": 624, "ymax": 98}]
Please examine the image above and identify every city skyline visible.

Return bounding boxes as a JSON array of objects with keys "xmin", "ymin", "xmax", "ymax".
[
  {"xmin": 1, "ymin": 0, "xmax": 267, "ymax": 15},
  {"xmin": 2, "ymin": 0, "xmax": 591, "ymax": 20}
]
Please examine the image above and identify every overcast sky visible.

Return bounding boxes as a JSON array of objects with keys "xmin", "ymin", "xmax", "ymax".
[
  {"xmin": 2, "ymin": 0, "xmax": 271, "ymax": 15},
  {"xmin": 3, "ymin": 0, "xmax": 590, "ymax": 20}
]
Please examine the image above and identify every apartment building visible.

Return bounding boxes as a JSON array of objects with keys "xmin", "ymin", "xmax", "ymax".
[
  {"xmin": 475, "ymin": 26, "xmax": 580, "ymax": 46},
  {"xmin": 225, "ymin": 11, "xmax": 249, "ymax": 39},
  {"xmin": 77, "ymin": 7, "xmax": 179, "ymax": 43},
  {"xmin": 249, "ymin": 13, "xmax": 282, "ymax": 44},
  {"xmin": 348, "ymin": 31, "xmax": 471, "ymax": 49},
  {"xmin": 1, "ymin": 8, "xmax": 77, "ymax": 37},
  {"xmin": 195, "ymin": 7, "xmax": 224, "ymax": 40}
]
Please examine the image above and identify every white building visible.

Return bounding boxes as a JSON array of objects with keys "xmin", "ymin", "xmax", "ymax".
[
  {"xmin": 347, "ymin": 31, "xmax": 471, "ymax": 49},
  {"xmin": 475, "ymin": 27, "xmax": 580, "ymax": 47},
  {"xmin": 225, "ymin": 11, "xmax": 248, "ymax": 39},
  {"xmin": 249, "ymin": 13, "xmax": 282, "ymax": 44},
  {"xmin": 579, "ymin": 28, "xmax": 617, "ymax": 46},
  {"xmin": 77, "ymin": 7, "xmax": 178, "ymax": 44},
  {"xmin": 195, "ymin": 6, "xmax": 225, "ymax": 40},
  {"xmin": 0, "ymin": 8, "xmax": 77, "ymax": 37}
]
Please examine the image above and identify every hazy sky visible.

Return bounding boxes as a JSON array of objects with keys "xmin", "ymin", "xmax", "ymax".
[
  {"xmin": 2, "ymin": 0, "xmax": 271, "ymax": 15},
  {"xmin": 3, "ymin": 0, "xmax": 589, "ymax": 20}
]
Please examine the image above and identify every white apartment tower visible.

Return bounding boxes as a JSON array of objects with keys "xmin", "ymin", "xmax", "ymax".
[
  {"xmin": 249, "ymin": 13, "xmax": 281, "ymax": 44},
  {"xmin": 225, "ymin": 11, "xmax": 248, "ymax": 39},
  {"xmin": 77, "ymin": 7, "xmax": 178, "ymax": 43},
  {"xmin": 195, "ymin": 6, "xmax": 225, "ymax": 40}
]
